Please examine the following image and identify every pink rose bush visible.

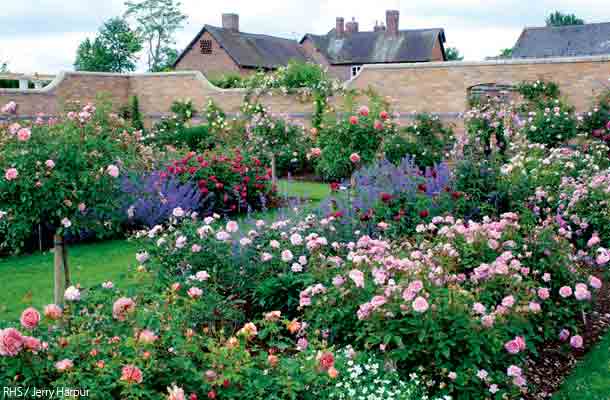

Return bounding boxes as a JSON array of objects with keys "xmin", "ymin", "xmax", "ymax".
[{"xmin": 0, "ymin": 101, "xmax": 148, "ymax": 254}]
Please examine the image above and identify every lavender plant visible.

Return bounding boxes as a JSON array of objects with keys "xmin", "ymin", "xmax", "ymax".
[{"xmin": 121, "ymin": 171, "xmax": 202, "ymax": 228}]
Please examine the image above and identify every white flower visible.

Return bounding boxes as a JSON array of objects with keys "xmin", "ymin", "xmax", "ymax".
[
  {"xmin": 261, "ymin": 252, "xmax": 273, "ymax": 262},
  {"xmin": 204, "ymin": 217, "xmax": 215, "ymax": 225},
  {"xmin": 175, "ymin": 236, "xmax": 187, "ymax": 248},
  {"xmin": 270, "ymin": 240, "xmax": 280, "ymax": 249},
  {"xmin": 291, "ymin": 263, "xmax": 303, "ymax": 272},
  {"xmin": 216, "ymin": 231, "xmax": 231, "ymax": 241},
  {"xmin": 172, "ymin": 207, "xmax": 185, "ymax": 218},
  {"xmin": 193, "ymin": 271, "xmax": 210, "ymax": 281},
  {"xmin": 61, "ymin": 218, "xmax": 72, "ymax": 228},
  {"xmin": 281, "ymin": 249, "xmax": 294, "ymax": 262},
  {"xmin": 290, "ymin": 233, "xmax": 303, "ymax": 246},
  {"xmin": 135, "ymin": 251, "xmax": 149, "ymax": 264},
  {"xmin": 64, "ymin": 286, "xmax": 81, "ymax": 301},
  {"xmin": 102, "ymin": 281, "xmax": 114, "ymax": 289}
]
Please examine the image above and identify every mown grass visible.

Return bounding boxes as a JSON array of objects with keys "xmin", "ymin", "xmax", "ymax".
[{"xmin": 0, "ymin": 180, "xmax": 330, "ymax": 321}]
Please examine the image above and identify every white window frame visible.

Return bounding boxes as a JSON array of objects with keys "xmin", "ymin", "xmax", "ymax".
[{"xmin": 351, "ymin": 65, "xmax": 363, "ymax": 78}]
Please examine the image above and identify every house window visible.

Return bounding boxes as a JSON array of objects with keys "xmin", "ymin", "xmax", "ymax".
[
  {"xmin": 350, "ymin": 65, "xmax": 362, "ymax": 78},
  {"xmin": 200, "ymin": 40, "xmax": 213, "ymax": 54}
]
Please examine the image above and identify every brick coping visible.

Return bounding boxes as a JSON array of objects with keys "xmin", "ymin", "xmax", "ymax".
[{"xmin": 2, "ymin": 55, "xmax": 608, "ymax": 95}]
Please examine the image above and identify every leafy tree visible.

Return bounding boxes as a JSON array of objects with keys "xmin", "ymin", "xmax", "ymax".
[
  {"xmin": 0, "ymin": 60, "xmax": 8, "ymax": 73},
  {"xmin": 151, "ymin": 47, "xmax": 179, "ymax": 72},
  {"xmin": 74, "ymin": 18, "xmax": 142, "ymax": 72},
  {"xmin": 124, "ymin": 0, "xmax": 187, "ymax": 72},
  {"xmin": 445, "ymin": 47, "xmax": 464, "ymax": 61},
  {"xmin": 546, "ymin": 11, "xmax": 585, "ymax": 27},
  {"xmin": 499, "ymin": 48, "xmax": 513, "ymax": 58}
]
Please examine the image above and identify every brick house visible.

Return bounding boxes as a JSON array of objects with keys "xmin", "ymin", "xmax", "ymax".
[
  {"xmin": 301, "ymin": 10, "xmax": 447, "ymax": 81},
  {"xmin": 172, "ymin": 14, "xmax": 308, "ymax": 79},
  {"xmin": 174, "ymin": 11, "xmax": 447, "ymax": 81}
]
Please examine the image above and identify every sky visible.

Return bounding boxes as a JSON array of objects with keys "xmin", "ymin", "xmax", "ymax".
[{"xmin": 2, "ymin": 0, "xmax": 610, "ymax": 74}]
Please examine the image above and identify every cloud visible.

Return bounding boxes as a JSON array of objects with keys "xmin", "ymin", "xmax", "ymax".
[{"xmin": 2, "ymin": 0, "xmax": 610, "ymax": 73}]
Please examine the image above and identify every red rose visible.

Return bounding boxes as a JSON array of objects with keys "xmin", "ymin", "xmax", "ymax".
[
  {"xmin": 349, "ymin": 116, "xmax": 359, "ymax": 125},
  {"xmin": 419, "ymin": 210, "xmax": 429, "ymax": 218},
  {"xmin": 223, "ymin": 379, "xmax": 230, "ymax": 388},
  {"xmin": 418, "ymin": 184, "xmax": 427, "ymax": 192},
  {"xmin": 380, "ymin": 111, "xmax": 389, "ymax": 120},
  {"xmin": 380, "ymin": 192, "xmax": 392, "ymax": 203},
  {"xmin": 319, "ymin": 352, "xmax": 335, "ymax": 370},
  {"xmin": 330, "ymin": 182, "xmax": 340, "ymax": 192},
  {"xmin": 207, "ymin": 391, "xmax": 216, "ymax": 399}
]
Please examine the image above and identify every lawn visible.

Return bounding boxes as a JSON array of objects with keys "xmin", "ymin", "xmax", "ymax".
[
  {"xmin": 0, "ymin": 180, "xmax": 329, "ymax": 321},
  {"xmin": 552, "ymin": 331, "xmax": 610, "ymax": 400}
]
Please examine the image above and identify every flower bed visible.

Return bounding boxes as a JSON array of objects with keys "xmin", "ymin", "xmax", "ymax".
[{"xmin": 2, "ymin": 86, "xmax": 610, "ymax": 399}]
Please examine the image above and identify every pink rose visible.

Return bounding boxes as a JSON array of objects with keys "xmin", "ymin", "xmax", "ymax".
[
  {"xmin": 4, "ymin": 168, "xmax": 18, "ymax": 181},
  {"xmin": 45, "ymin": 159, "xmax": 55, "ymax": 169},
  {"xmin": 8, "ymin": 123, "xmax": 21, "ymax": 135},
  {"xmin": 506, "ymin": 365, "xmax": 522, "ymax": 377},
  {"xmin": 380, "ymin": 111, "xmax": 389, "ymax": 120},
  {"xmin": 501, "ymin": 295, "xmax": 515, "ymax": 308},
  {"xmin": 349, "ymin": 115, "xmax": 359, "ymax": 125},
  {"xmin": 358, "ymin": 106, "xmax": 369, "ymax": 116},
  {"xmin": 537, "ymin": 287, "xmax": 550, "ymax": 300},
  {"xmin": 504, "ymin": 339, "xmax": 521, "ymax": 354},
  {"xmin": 187, "ymin": 287, "xmax": 203, "ymax": 299},
  {"xmin": 349, "ymin": 153, "xmax": 361, "ymax": 164},
  {"xmin": 137, "ymin": 329, "xmax": 158, "ymax": 344},
  {"xmin": 412, "ymin": 296, "xmax": 429, "ymax": 313},
  {"xmin": 106, "ymin": 164, "xmax": 120, "ymax": 178},
  {"xmin": 44, "ymin": 304, "xmax": 62, "ymax": 320},
  {"xmin": 112, "ymin": 297, "xmax": 136, "ymax": 321},
  {"xmin": 20, "ymin": 307, "xmax": 40, "ymax": 329},
  {"xmin": 0, "ymin": 328, "xmax": 24, "ymax": 356},
  {"xmin": 2, "ymin": 101, "xmax": 17, "ymax": 114},
  {"xmin": 374, "ymin": 120, "xmax": 383, "ymax": 130},
  {"xmin": 570, "ymin": 335, "xmax": 583, "ymax": 349},
  {"xmin": 589, "ymin": 276, "xmax": 602, "ymax": 290},
  {"xmin": 559, "ymin": 286, "xmax": 572, "ymax": 298},
  {"xmin": 309, "ymin": 147, "xmax": 322, "ymax": 158},
  {"xmin": 17, "ymin": 128, "xmax": 31, "ymax": 141},
  {"xmin": 23, "ymin": 336, "xmax": 42, "ymax": 353},
  {"xmin": 348, "ymin": 269, "xmax": 365, "ymax": 288},
  {"xmin": 55, "ymin": 359, "xmax": 74, "ymax": 371},
  {"xmin": 121, "ymin": 364, "xmax": 143, "ymax": 384},
  {"xmin": 559, "ymin": 329, "xmax": 570, "ymax": 341}
]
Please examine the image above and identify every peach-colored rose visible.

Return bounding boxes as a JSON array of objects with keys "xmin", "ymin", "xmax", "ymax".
[
  {"xmin": 120, "ymin": 364, "xmax": 143, "ymax": 384},
  {"xmin": 44, "ymin": 304, "xmax": 62, "ymax": 320},
  {"xmin": 0, "ymin": 328, "xmax": 24, "ymax": 356},
  {"xmin": 112, "ymin": 297, "xmax": 136, "ymax": 321}
]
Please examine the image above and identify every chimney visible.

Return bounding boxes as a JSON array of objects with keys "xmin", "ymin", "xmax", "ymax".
[
  {"xmin": 386, "ymin": 10, "xmax": 399, "ymax": 35},
  {"xmin": 336, "ymin": 17, "xmax": 345, "ymax": 37},
  {"xmin": 346, "ymin": 17, "xmax": 359, "ymax": 34},
  {"xmin": 222, "ymin": 13, "xmax": 239, "ymax": 32},
  {"xmin": 374, "ymin": 21, "xmax": 386, "ymax": 32}
]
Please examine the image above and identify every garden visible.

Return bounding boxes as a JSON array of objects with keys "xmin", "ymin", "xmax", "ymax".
[{"xmin": 1, "ymin": 68, "xmax": 610, "ymax": 399}]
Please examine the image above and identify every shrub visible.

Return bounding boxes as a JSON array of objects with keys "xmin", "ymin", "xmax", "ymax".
[
  {"xmin": 522, "ymin": 99, "xmax": 577, "ymax": 147},
  {"xmin": 384, "ymin": 113, "xmax": 455, "ymax": 169},
  {"xmin": 164, "ymin": 149, "xmax": 274, "ymax": 215},
  {"xmin": 579, "ymin": 89, "xmax": 610, "ymax": 147},
  {"xmin": 517, "ymin": 80, "xmax": 560, "ymax": 109},
  {"xmin": 315, "ymin": 106, "xmax": 397, "ymax": 181},
  {"xmin": 209, "ymin": 73, "xmax": 244, "ymax": 89},
  {"xmin": 464, "ymin": 96, "xmax": 516, "ymax": 158},
  {"xmin": 301, "ymin": 214, "xmax": 598, "ymax": 399},
  {"xmin": 0, "ymin": 101, "xmax": 147, "ymax": 254},
  {"xmin": 245, "ymin": 105, "xmax": 314, "ymax": 177}
]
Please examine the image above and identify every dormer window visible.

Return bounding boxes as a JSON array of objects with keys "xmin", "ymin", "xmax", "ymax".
[{"xmin": 200, "ymin": 40, "xmax": 213, "ymax": 54}]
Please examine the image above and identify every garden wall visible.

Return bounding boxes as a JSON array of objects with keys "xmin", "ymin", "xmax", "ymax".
[{"xmin": 1, "ymin": 55, "xmax": 609, "ymax": 127}]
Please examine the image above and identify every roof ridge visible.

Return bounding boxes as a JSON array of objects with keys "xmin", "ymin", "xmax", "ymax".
[
  {"xmin": 206, "ymin": 24, "xmax": 300, "ymax": 43},
  {"xmin": 523, "ymin": 21, "xmax": 610, "ymax": 31}
]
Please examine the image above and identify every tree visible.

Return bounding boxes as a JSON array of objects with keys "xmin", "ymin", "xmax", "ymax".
[
  {"xmin": 0, "ymin": 61, "xmax": 7, "ymax": 73},
  {"xmin": 151, "ymin": 47, "xmax": 179, "ymax": 72},
  {"xmin": 124, "ymin": 0, "xmax": 187, "ymax": 72},
  {"xmin": 445, "ymin": 47, "xmax": 464, "ymax": 61},
  {"xmin": 74, "ymin": 18, "xmax": 142, "ymax": 72},
  {"xmin": 546, "ymin": 11, "xmax": 585, "ymax": 27},
  {"xmin": 499, "ymin": 48, "xmax": 513, "ymax": 58}
]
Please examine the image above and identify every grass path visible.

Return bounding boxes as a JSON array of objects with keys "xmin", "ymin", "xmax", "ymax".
[
  {"xmin": 0, "ymin": 180, "xmax": 329, "ymax": 321},
  {"xmin": 552, "ymin": 332, "xmax": 610, "ymax": 399}
]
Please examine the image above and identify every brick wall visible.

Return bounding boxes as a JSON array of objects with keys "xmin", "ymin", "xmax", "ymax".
[{"xmin": 1, "ymin": 56, "xmax": 609, "ymax": 128}]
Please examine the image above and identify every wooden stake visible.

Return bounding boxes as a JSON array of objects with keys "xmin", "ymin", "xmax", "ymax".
[
  {"xmin": 271, "ymin": 153, "xmax": 277, "ymax": 186},
  {"xmin": 53, "ymin": 234, "xmax": 64, "ymax": 306}
]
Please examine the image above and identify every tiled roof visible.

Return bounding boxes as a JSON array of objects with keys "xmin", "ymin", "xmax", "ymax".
[
  {"xmin": 301, "ymin": 28, "xmax": 446, "ymax": 64},
  {"xmin": 512, "ymin": 22, "xmax": 610, "ymax": 58}
]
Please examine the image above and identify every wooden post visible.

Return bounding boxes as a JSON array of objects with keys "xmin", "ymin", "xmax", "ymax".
[
  {"xmin": 271, "ymin": 153, "xmax": 277, "ymax": 186},
  {"xmin": 53, "ymin": 234, "xmax": 65, "ymax": 306},
  {"xmin": 63, "ymin": 241, "xmax": 71, "ymax": 288}
]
